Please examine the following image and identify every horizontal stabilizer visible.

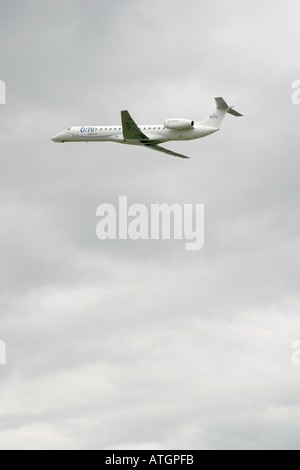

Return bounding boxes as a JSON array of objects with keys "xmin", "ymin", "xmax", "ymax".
[
  {"xmin": 227, "ymin": 107, "xmax": 243, "ymax": 117},
  {"xmin": 215, "ymin": 97, "xmax": 243, "ymax": 117}
]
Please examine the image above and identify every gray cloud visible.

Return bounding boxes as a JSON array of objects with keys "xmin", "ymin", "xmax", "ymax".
[{"xmin": 0, "ymin": 0, "xmax": 300, "ymax": 450}]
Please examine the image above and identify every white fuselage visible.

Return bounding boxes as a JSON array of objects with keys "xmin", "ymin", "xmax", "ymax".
[
  {"xmin": 51, "ymin": 122, "xmax": 218, "ymax": 144},
  {"xmin": 51, "ymin": 98, "xmax": 242, "ymax": 159}
]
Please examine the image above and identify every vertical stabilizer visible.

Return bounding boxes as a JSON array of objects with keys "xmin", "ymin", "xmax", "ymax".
[{"xmin": 199, "ymin": 97, "xmax": 243, "ymax": 128}]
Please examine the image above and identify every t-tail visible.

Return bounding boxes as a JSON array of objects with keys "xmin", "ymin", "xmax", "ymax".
[{"xmin": 200, "ymin": 97, "xmax": 243, "ymax": 129}]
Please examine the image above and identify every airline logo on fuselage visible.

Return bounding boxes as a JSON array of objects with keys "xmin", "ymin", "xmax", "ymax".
[
  {"xmin": 80, "ymin": 127, "xmax": 96, "ymax": 133},
  {"xmin": 209, "ymin": 113, "xmax": 218, "ymax": 119}
]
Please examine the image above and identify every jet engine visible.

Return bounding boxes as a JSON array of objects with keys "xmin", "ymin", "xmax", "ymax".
[{"xmin": 164, "ymin": 119, "xmax": 194, "ymax": 130}]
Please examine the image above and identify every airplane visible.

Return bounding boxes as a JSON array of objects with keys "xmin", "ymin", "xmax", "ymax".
[{"xmin": 51, "ymin": 97, "xmax": 242, "ymax": 159}]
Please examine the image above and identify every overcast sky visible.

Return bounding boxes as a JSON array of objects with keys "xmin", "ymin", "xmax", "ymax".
[{"xmin": 0, "ymin": 0, "xmax": 300, "ymax": 450}]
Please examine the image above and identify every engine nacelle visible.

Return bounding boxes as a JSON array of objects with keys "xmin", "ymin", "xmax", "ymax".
[{"xmin": 164, "ymin": 119, "xmax": 194, "ymax": 130}]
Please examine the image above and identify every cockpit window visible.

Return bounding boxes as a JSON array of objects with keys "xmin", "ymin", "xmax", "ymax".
[{"xmin": 67, "ymin": 128, "xmax": 71, "ymax": 131}]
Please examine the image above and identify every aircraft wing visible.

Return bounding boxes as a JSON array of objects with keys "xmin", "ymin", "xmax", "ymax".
[
  {"xmin": 121, "ymin": 110, "xmax": 189, "ymax": 158},
  {"xmin": 121, "ymin": 110, "xmax": 149, "ymax": 140},
  {"xmin": 144, "ymin": 144, "xmax": 189, "ymax": 159}
]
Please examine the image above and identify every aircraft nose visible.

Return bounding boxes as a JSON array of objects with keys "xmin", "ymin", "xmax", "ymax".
[
  {"xmin": 51, "ymin": 131, "xmax": 67, "ymax": 143},
  {"xmin": 51, "ymin": 132, "xmax": 62, "ymax": 143}
]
